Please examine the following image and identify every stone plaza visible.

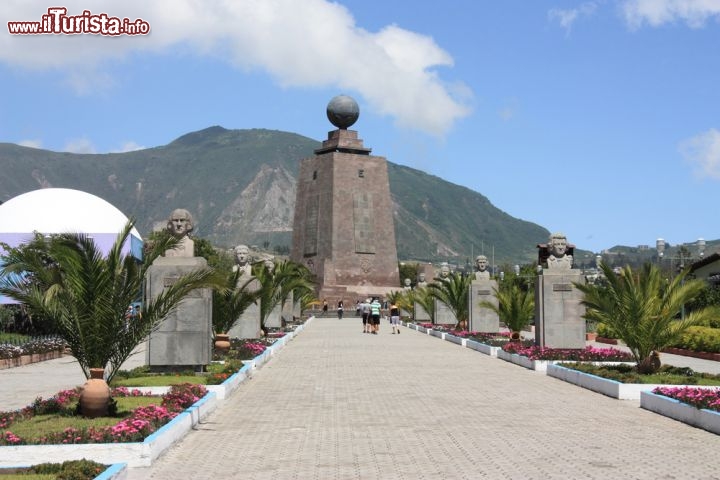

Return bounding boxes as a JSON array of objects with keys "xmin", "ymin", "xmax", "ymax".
[{"xmin": 4, "ymin": 317, "xmax": 719, "ymax": 479}]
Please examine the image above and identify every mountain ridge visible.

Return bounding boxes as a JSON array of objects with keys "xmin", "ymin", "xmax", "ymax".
[{"xmin": 1, "ymin": 126, "xmax": 552, "ymax": 265}]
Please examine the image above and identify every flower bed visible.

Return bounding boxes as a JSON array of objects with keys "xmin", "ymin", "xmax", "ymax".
[
  {"xmin": 498, "ymin": 345, "xmax": 633, "ymax": 373},
  {"xmin": 641, "ymin": 387, "xmax": 720, "ymax": 435},
  {"xmin": 0, "ymin": 337, "xmax": 67, "ymax": 369},
  {"xmin": 547, "ymin": 364, "xmax": 720, "ymax": 400},
  {"xmin": 501, "ymin": 344, "xmax": 633, "ymax": 362},
  {"xmin": 0, "ymin": 384, "xmax": 217, "ymax": 468},
  {"xmin": 0, "ymin": 384, "xmax": 207, "ymax": 446}
]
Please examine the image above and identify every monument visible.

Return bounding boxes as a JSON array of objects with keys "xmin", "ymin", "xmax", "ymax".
[
  {"xmin": 535, "ymin": 232, "xmax": 586, "ymax": 348},
  {"xmin": 146, "ymin": 209, "xmax": 212, "ymax": 370},
  {"xmin": 413, "ymin": 271, "xmax": 431, "ymax": 322},
  {"xmin": 433, "ymin": 263, "xmax": 457, "ymax": 326},
  {"xmin": 228, "ymin": 244, "xmax": 262, "ymax": 339},
  {"xmin": 469, "ymin": 255, "xmax": 500, "ymax": 332},
  {"xmin": 262, "ymin": 254, "xmax": 283, "ymax": 329},
  {"xmin": 291, "ymin": 95, "xmax": 400, "ymax": 301}
]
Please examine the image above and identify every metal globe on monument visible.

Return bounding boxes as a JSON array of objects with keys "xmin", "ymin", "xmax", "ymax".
[{"xmin": 326, "ymin": 95, "xmax": 359, "ymax": 129}]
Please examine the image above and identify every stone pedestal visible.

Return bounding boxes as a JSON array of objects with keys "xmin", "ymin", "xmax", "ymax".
[
  {"xmin": 413, "ymin": 301, "xmax": 431, "ymax": 322},
  {"xmin": 469, "ymin": 279, "xmax": 499, "ymax": 333},
  {"xmin": 228, "ymin": 277, "xmax": 261, "ymax": 339},
  {"xmin": 434, "ymin": 299, "xmax": 457, "ymax": 326},
  {"xmin": 145, "ymin": 257, "xmax": 212, "ymax": 369},
  {"xmin": 535, "ymin": 270, "xmax": 586, "ymax": 348},
  {"xmin": 266, "ymin": 304, "xmax": 283, "ymax": 329},
  {"xmin": 282, "ymin": 291, "xmax": 295, "ymax": 324}
]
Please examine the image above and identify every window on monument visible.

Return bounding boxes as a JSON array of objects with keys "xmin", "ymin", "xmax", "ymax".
[
  {"xmin": 358, "ymin": 169, "xmax": 364, "ymax": 178},
  {"xmin": 312, "ymin": 170, "xmax": 317, "ymax": 180}
]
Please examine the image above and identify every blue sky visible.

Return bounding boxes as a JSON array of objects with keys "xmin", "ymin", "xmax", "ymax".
[{"xmin": 1, "ymin": 0, "xmax": 719, "ymax": 256}]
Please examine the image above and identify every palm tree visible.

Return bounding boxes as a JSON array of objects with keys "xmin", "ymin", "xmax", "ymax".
[
  {"xmin": 575, "ymin": 263, "xmax": 720, "ymax": 373},
  {"xmin": 427, "ymin": 272, "xmax": 472, "ymax": 329},
  {"xmin": 412, "ymin": 286, "xmax": 435, "ymax": 324},
  {"xmin": 0, "ymin": 220, "xmax": 221, "ymax": 382},
  {"xmin": 479, "ymin": 282, "xmax": 534, "ymax": 339},
  {"xmin": 253, "ymin": 259, "xmax": 314, "ymax": 334},
  {"xmin": 385, "ymin": 289, "xmax": 413, "ymax": 315},
  {"xmin": 212, "ymin": 267, "xmax": 258, "ymax": 337}
]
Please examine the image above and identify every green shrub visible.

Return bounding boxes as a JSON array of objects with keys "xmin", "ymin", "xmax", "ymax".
[
  {"xmin": 30, "ymin": 459, "xmax": 106, "ymax": 480},
  {"xmin": 596, "ymin": 322, "xmax": 618, "ymax": 339},
  {"xmin": 672, "ymin": 326, "xmax": 720, "ymax": 353},
  {"xmin": 695, "ymin": 317, "xmax": 720, "ymax": 329}
]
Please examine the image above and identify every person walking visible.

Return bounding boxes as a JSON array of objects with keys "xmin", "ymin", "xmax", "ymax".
[
  {"xmin": 322, "ymin": 299, "xmax": 328, "ymax": 317},
  {"xmin": 360, "ymin": 298, "xmax": 371, "ymax": 333},
  {"xmin": 337, "ymin": 299, "xmax": 344, "ymax": 319},
  {"xmin": 370, "ymin": 297, "xmax": 381, "ymax": 334},
  {"xmin": 390, "ymin": 302, "xmax": 400, "ymax": 334}
]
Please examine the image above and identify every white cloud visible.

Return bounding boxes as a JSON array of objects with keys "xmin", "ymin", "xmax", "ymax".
[
  {"xmin": 0, "ymin": 0, "xmax": 470, "ymax": 137},
  {"xmin": 680, "ymin": 128, "xmax": 720, "ymax": 180},
  {"xmin": 621, "ymin": 0, "xmax": 720, "ymax": 29},
  {"xmin": 64, "ymin": 137, "xmax": 96, "ymax": 154},
  {"xmin": 548, "ymin": 2, "xmax": 598, "ymax": 34},
  {"xmin": 18, "ymin": 139, "xmax": 42, "ymax": 149}
]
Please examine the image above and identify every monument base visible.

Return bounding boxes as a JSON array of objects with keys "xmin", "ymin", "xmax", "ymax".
[
  {"xmin": 535, "ymin": 270, "xmax": 586, "ymax": 349},
  {"xmin": 469, "ymin": 279, "xmax": 500, "ymax": 333},
  {"xmin": 146, "ymin": 257, "xmax": 212, "ymax": 369}
]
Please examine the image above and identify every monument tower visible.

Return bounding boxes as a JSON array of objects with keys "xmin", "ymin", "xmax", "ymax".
[{"xmin": 291, "ymin": 95, "xmax": 400, "ymax": 301}]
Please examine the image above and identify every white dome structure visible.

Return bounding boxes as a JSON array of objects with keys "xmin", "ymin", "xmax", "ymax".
[{"xmin": 0, "ymin": 188, "xmax": 143, "ymax": 304}]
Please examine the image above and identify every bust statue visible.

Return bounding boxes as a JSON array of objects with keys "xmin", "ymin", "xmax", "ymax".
[
  {"xmin": 417, "ymin": 272, "xmax": 427, "ymax": 288},
  {"xmin": 474, "ymin": 255, "xmax": 490, "ymax": 280},
  {"xmin": 263, "ymin": 254, "xmax": 275, "ymax": 273},
  {"xmin": 546, "ymin": 232, "xmax": 573, "ymax": 270},
  {"xmin": 439, "ymin": 264, "xmax": 450, "ymax": 281},
  {"xmin": 232, "ymin": 244, "xmax": 252, "ymax": 276},
  {"xmin": 164, "ymin": 209, "xmax": 194, "ymax": 257},
  {"xmin": 403, "ymin": 278, "xmax": 412, "ymax": 290}
]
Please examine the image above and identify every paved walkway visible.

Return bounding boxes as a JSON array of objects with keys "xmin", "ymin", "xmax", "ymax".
[
  {"xmin": 3, "ymin": 320, "xmax": 720, "ymax": 479},
  {"xmin": 127, "ymin": 319, "xmax": 720, "ymax": 480}
]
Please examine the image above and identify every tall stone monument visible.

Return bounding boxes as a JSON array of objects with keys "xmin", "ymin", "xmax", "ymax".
[
  {"xmin": 146, "ymin": 209, "xmax": 212, "ymax": 370},
  {"xmin": 291, "ymin": 95, "xmax": 400, "ymax": 301},
  {"xmin": 534, "ymin": 232, "xmax": 586, "ymax": 348},
  {"xmin": 413, "ymin": 267, "xmax": 432, "ymax": 322},
  {"xmin": 469, "ymin": 255, "xmax": 500, "ymax": 332},
  {"xmin": 433, "ymin": 264, "xmax": 457, "ymax": 326},
  {"xmin": 227, "ymin": 244, "xmax": 261, "ymax": 339}
]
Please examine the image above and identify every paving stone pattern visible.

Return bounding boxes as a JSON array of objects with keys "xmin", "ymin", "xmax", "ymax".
[{"xmin": 126, "ymin": 318, "xmax": 720, "ymax": 480}]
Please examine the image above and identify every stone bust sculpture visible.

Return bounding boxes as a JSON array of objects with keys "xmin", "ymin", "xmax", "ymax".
[
  {"xmin": 263, "ymin": 254, "xmax": 275, "ymax": 273},
  {"xmin": 164, "ymin": 208, "xmax": 195, "ymax": 257},
  {"xmin": 439, "ymin": 264, "xmax": 450, "ymax": 281},
  {"xmin": 546, "ymin": 232, "xmax": 573, "ymax": 270},
  {"xmin": 417, "ymin": 272, "xmax": 427, "ymax": 288},
  {"xmin": 232, "ymin": 244, "xmax": 252, "ymax": 276},
  {"xmin": 403, "ymin": 278, "xmax": 412, "ymax": 290},
  {"xmin": 474, "ymin": 255, "xmax": 490, "ymax": 280}
]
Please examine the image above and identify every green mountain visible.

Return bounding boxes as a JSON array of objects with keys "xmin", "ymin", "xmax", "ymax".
[{"xmin": 0, "ymin": 126, "xmax": 550, "ymax": 265}]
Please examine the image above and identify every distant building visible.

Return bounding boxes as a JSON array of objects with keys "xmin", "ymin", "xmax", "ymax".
[{"xmin": 689, "ymin": 252, "xmax": 720, "ymax": 286}]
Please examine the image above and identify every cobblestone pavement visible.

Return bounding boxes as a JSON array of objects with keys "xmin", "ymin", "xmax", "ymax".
[{"xmin": 122, "ymin": 318, "xmax": 720, "ymax": 480}]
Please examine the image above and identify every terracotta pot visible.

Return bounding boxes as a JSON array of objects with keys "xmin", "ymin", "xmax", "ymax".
[
  {"xmin": 215, "ymin": 333, "xmax": 231, "ymax": 353},
  {"xmin": 510, "ymin": 331, "xmax": 521, "ymax": 341},
  {"xmin": 79, "ymin": 367, "xmax": 111, "ymax": 418}
]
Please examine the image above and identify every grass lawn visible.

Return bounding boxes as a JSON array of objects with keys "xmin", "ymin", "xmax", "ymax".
[
  {"xmin": 0, "ymin": 472, "xmax": 54, "ymax": 479},
  {"xmin": 8, "ymin": 396, "xmax": 159, "ymax": 442},
  {"xmin": 563, "ymin": 363, "xmax": 720, "ymax": 385},
  {"xmin": 111, "ymin": 375, "xmax": 209, "ymax": 387}
]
